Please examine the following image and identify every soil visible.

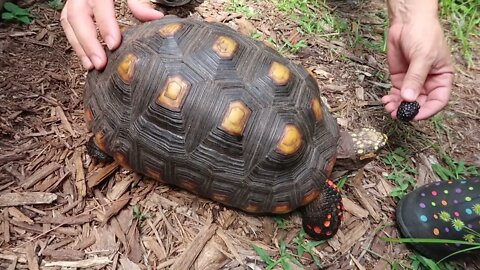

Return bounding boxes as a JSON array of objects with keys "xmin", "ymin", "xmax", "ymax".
[{"xmin": 0, "ymin": 0, "xmax": 479, "ymax": 269}]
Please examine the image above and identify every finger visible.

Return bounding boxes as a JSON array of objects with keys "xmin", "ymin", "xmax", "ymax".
[
  {"xmin": 67, "ymin": 0, "xmax": 107, "ymax": 70},
  {"xmin": 414, "ymin": 99, "xmax": 446, "ymax": 120},
  {"xmin": 92, "ymin": 0, "xmax": 121, "ymax": 50},
  {"xmin": 128, "ymin": 0, "xmax": 164, "ymax": 21},
  {"xmin": 384, "ymin": 102, "xmax": 399, "ymax": 114},
  {"xmin": 60, "ymin": 5, "xmax": 93, "ymax": 69},
  {"xmin": 401, "ymin": 58, "xmax": 431, "ymax": 102},
  {"xmin": 381, "ymin": 93, "xmax": 402, "ymax": 105}
]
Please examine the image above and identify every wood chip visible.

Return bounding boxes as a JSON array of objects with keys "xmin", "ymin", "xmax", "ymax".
[
  {"xmin": 8, "ymin": 207, "xmax": 34, "ymax": 224},
  {"xmin": 55, "ymin": 106, "xmax": 76, "ymax": 137},
  {"xmin": 0, "ymin": 152, "xmax": 26, "ymax": 166},
  {"xmin": 21, "ymin": 162, "xmax": 61, "ymax": 189},
  {"xmin": 170, "ymin": 222, "xmax": 218, "ymax": 270},
  {"xmin": 350, "ymin": 254, "xmax": 366, "ymax": 270},
  {"xmin": 25, "ymin": 242, "xmax": 39, "ymax": 270},
  {"xmin": 342, "ymin": 197, "xmax": 369, "ymax": 218},
  {"xmin": 43, "ymin": 257, "xmax": 111, "ymax": 268},
  {"xmin": 100, "ymin": 192, "xmax": 131, "ymax": 225},
  {"xmin": 42, "ymin": 248, "xmax": 85, "ymax": 261},
  {"xmin": 73, "ymin": 150, "xmax": 86, "ymax": 197},
  {"xmin": 340, "ymin": 220, "xmax": 369, "ymax": 254},
  {"xmin": 119, "ymin": 257, "xmax": 141, "ymax": 270},
  {"xmin": 0, "ymin": 192, "xmax": 57, "ymax": 207},
  {"xmin": 3, "ymin": 210, "xmax": 10, "ymax": 243},
  {"xmin": 39, "ymin": 213, "xmax": 95, "ymax": 225},
  {"xmin": 143, "ymin": 236, "xmax": 167, "ymax": 261},
  {"xmin": 87, "ymin": 162, "xmax": 119, "ymax": 188}
]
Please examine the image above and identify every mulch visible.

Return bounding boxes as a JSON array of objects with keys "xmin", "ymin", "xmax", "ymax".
[{"xmin": 1, "ymin": 0, "xmax": 479, "ymax": 269}]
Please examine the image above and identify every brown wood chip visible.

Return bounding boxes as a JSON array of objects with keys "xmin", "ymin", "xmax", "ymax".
[
  {"xmin": 87, "ymin": 162, "xmax": 119, "ymax": 188},
  {"xmin": 25, "ymin": 242, "xmax": 39, "ymax": 270},
  {"xmin": 39, "ymin": 213, "xmax": 95, "ymax": 225},
  {"xmin": 43, "ymin": 257, "xmax": 111, "ymax": 268},
  {"xmin": 21, "ymin": 162, "xmax": 61, "ymax": 189},
  {"xmin": 73, "ymin": 150, "xmax": 86, "ymax": 197},
  {"xmin": 170, "ymin": 223, "xmax": 218, "ymax": 270},
  {"xmin": 99, "ymin": 192, "xmax": 131, "ymax": 225},
  {"xmin": 42, "ymin": 248, "xmax": 85, "ymax": 261},
  {"xmin": 0, "ymin": 192, "xmax": 57, "ymax": 207},
  {"xmin": 342, "ymin": 197, "xmax": 369, "ymax": 218}
]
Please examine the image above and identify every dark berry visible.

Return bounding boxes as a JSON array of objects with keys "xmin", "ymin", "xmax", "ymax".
[{"xmin": 397, "ymin": 101, "xmax": 420, "ymax": 122}]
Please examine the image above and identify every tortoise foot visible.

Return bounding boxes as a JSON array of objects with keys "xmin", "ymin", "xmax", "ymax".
[
  {"xmin": 86, "ymin": 136, "xmax": 114, "ymax": 164},
  {"xmin": 301, "ymin": 179, "xmax": 343, "ymax": 240}
]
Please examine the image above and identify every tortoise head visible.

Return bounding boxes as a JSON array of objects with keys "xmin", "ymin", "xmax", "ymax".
[{"xmin": 334, "ymin": 127, "xmax": 387, "ymax": 172}]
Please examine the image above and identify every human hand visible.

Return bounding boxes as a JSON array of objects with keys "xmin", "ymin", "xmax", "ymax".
[
  {"xmin": 382, "ymin": 17, "xmax": 454, "ymax": 121},
  {"xmin": 61, "ymin": 0, "xmax": 164, "ymax": 70}
]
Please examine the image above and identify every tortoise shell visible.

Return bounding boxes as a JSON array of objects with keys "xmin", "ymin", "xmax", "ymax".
[{"xmin": 84, "ymin": 16, "xmax": 340, "ymax": 215}]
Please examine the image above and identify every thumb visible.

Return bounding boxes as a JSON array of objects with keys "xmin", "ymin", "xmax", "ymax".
[
  {"xmin": 401, "ymin": 58, "xmax": 430, "ymax": 102},
  {"xmin": 128, "ymin": 0, "xmax": 164, "ymax": 21}
]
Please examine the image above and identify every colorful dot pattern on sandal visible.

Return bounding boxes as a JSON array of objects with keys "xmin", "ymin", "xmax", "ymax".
[{"xmin": 414, "ymin": 179, "xmax": 480, "ymax": 241}]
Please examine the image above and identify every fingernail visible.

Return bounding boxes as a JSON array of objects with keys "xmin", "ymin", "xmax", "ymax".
[
  {"xmin": 91, "ymin": 55, "xmax": 103, "ymax": 69},
  {"xmin": 81, "ymin": 56, "xmax": 93, "ymax": 70},
  {"xmin": 105, "ymin": 35, "xmax": 115, "ymax": 50}
]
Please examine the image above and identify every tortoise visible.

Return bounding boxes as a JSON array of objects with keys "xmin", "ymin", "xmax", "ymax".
[{"xmin": 83, "ymin": 16, "xmax": 387, "ymax": 240}]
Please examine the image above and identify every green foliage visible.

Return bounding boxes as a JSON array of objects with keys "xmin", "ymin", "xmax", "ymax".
[
  {"xmin": 132, "ymin": 205, "xmax": 149, "ymax": 223},
  {"xmin": 48, "ymin": 0, "xmax": 64, "ymax": 10},
  {"xmin": 276, "ymin": 0, "xmax": 347, "ymax": 35},
  {"xmin": 227, "ymin": 0, "xmax": 258, "ymax": 18},
  {"xmin": 382, "ymin": 147, "xmax": 418, "ymax": 199},
  {"xmin": 432, "ymin": 151, "xmax": 479, "ymax": 180},
  {"xmin": 252, "ymin": 229, "xmax": 324, "ymax": 269},
  {"xmin": 2, "ymin": 2, "xmax": 32, "ymax": 24},
  {"xmin": 440, "ymin": 0, "xmax": 480, "ymax": 68}
]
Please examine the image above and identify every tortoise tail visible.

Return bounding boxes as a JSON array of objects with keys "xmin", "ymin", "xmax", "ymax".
[{"xmin": 300, "ymin": 179, "xmax": 344, "ymax": 240}]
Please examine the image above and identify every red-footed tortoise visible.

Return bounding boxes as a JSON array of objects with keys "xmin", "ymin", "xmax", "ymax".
[{"xmin": 84, "ymin": 16, "xmax": 387, "ymax": 240}]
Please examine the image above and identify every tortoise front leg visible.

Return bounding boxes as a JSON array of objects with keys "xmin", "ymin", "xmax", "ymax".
[{"xmin": 300, "ymin": 179, "xmax": 344, "ymax": 240}]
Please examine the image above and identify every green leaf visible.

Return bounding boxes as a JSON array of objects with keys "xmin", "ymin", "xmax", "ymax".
[
  {"xmin": 3, "ymin": 2, "xmax": 20, "ymax": 12},
  {"xmin": 1, "ymin": 12, "xmax": 14, "ymax": 20},
  {"xmin": 17, "ymin": 15, "xmax": 31, "ymax": 24},
  {"xmin": 252, "ymin": 244, "xmax": 273, "ymax": 265}
]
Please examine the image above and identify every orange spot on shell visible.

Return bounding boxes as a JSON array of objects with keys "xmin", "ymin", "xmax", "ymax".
[
  {"xmin": 276, "ymin": 124, "xmax": 302, "ymax": 155},
  {"xmin": 273, "ymin": 204, "xmax": 291, "ymax": 214},
  {"xmin": 159, "ymin": 22, "xmax": 183, "ymax": 37},
  {"xmin": 94, "ymin": 131, "xmax": 108, "ymax": 152},
  {"xmin": 212, "ymin": 193, "xmax": 228, "ymax": 203},
  {"xmin": 145, "ymin": 167, "xmax": 163, "ymax": 182},
  {"xmin": 313, "ymin": 226, "xmax": 322, "ymax": 234},
  {"xmin": 324, "ymin": 220, "xmax": 331, "ymax": 227},
  {"xmin": 114, "ymin": 152, "xmax": 131, "ymax": 170},
  {"xmin": 117, "ymin": 53, "xmax": 137, "ymax": 84},
  {"xmin": 179, "ymin": 179, "xmax": 200, "ymax": 194},
  {"xmin": 302, "ymin": 189, "xmax": 320, "ymax": 205},
  {"xmin": 311, "ymin": 98, "xmax": 323, "ymax": 122},
  {"xmin": 268, "ymin": 61, "xmax": 291, "ymax": 86},
  {"xmin": 323, "ymin": 155, "xmax": 337, "ymax": 178},
  {"xmin": 245, "ymin": 203, "xmax": 260, "ymax": 213},
  {"xmin": 212, "ymin": 36, "xmax": 238, "ymax": 59},
  {"xmin": 220, "ymin": 101, "xmax": 251, "ymax": 136},
  {"xmin": 84, "ymin": 107, "xmax": 94, "ymax": 128},
  {"xmin": 156, "ymin": 75, "xmax": 191, "ymax": 111}
]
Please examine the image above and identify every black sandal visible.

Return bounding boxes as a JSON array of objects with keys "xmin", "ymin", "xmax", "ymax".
[{"xmin": 395, "ymin": 177, "xmax": 480, "ymax": 260}]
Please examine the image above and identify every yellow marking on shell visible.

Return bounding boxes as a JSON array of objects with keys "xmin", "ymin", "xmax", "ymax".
[
  {"xmin": 311, "ymin": 98, "xmax": 323, "ymax": 122},
  {"xmin": 273, "ymin": 204, "xmax": 291, "ymax": 214},
  {"xmin": 117, "ymin": 53, "xmax": 137, "ymax": 84},
  {"xmin": 94, "ymin": 131, "xmax": 108, "ymax": 152},
  {"xmin": 114, "ymin": 152, "xmax": 131, "ymax": 170},
  {"xmin": 268, "ymin": 61, "xmax": 291, "ymax": 86},
  {"xmin": 276, "ymin": 124, "xmax": 302, "ymax": 155},
  {"xmin": 212, "ymin": 36, "xmax": 238, "ymax": 59},
  {"xmin": 156, "ymin": 75, "xmax": 190, "ymax": 111},
  {"xmin": 302, "ymin": 190, "xmax": 320, "ymax": 205},
  {"xmin": 159, "ymin": 22, "xmax": 183, "ymax": 37},
  {"xmin": 220, "ymin": 101, "xmax": 251, "ymax": 136}
]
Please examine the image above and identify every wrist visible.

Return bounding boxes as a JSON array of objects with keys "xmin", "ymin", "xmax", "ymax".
[{"xmin": 387, "ymin": 0, "xmax": 439, "ymax": 24}]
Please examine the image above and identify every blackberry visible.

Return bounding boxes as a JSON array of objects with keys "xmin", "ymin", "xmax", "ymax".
[{"xmin": 397, "ymin": 101, "xmax": 420, "ymax": 122}]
